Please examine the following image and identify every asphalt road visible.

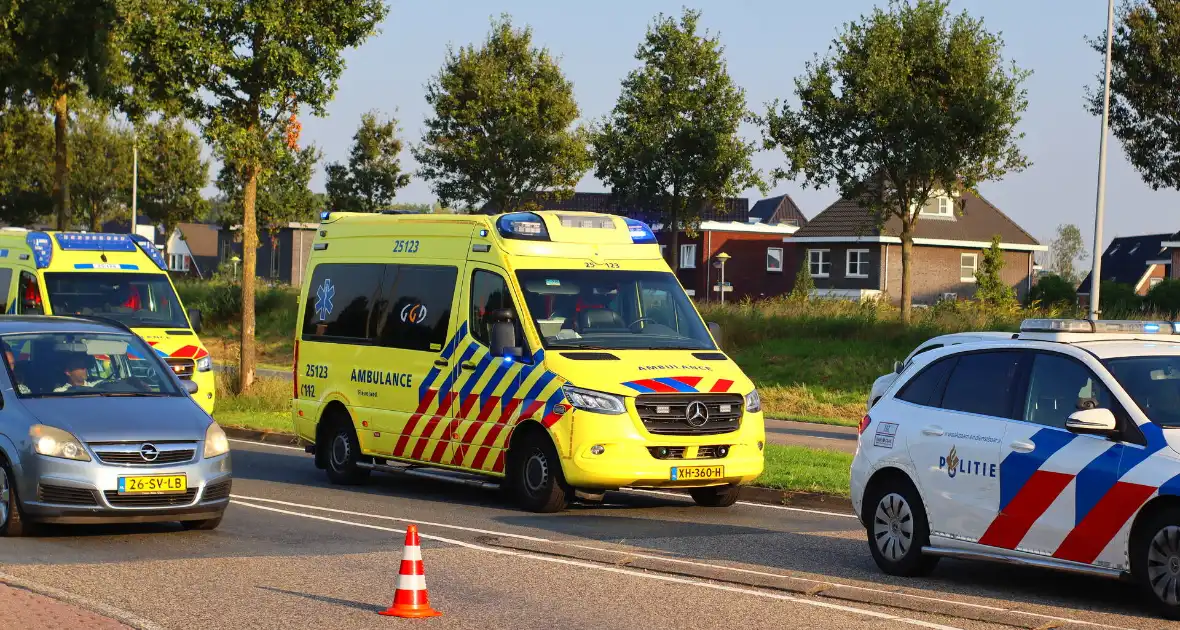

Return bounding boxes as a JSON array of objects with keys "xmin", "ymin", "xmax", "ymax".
[
  {"xmin": 0, "ymin": 439, "xmax": 1169, "ymax": 630},
  {"xmin": 765, "ymin": 418, "xmax": 859, "ymax": 452}
]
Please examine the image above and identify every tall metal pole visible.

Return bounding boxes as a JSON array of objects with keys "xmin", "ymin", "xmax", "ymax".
[
  {"xmin": 131, "ymin": 129, "xmax": 138, "ymax": 236},
  {"xmin": 1089, "ymin": 0, "xmax": 1115, "ymax": 321}
]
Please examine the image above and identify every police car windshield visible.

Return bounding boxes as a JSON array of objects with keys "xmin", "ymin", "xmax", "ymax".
[
  {"xmin": 0, "ymin": 332, "xmax": 181, "ymax": 398},
  {"xmin": 1105, "ymin": 356, "xmax": 1180, "ymax": 428},
  {"xmin": 43, "ymin": 273, "xmax": 189, "ymax": 329},
  {"xmin": 515, "ymin": 269, "xmax": 716, "ymax": 351}
]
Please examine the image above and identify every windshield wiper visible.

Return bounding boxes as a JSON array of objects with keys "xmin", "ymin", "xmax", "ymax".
[
  {"xmin": 547, "ymin": 343, "xmax": 612, "ymax": 350},
  {"xmin": 99, "ymin": 392, "xmax": 168, "ymax": 397}
]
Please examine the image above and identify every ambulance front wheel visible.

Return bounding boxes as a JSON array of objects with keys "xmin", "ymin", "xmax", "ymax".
[
  {"xmin": 507, "ymin": 431, "xmax": 569, "ymax": 513},
  {"xmin": 323, "ymin": 415, "xmax": 370, "ymax": 486}
]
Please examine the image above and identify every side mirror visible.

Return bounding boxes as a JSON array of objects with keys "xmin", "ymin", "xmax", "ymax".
[
  {"xmin": 489, "ymin": 309, "xmax": 523, "ymax": 359},
  {"xmin": 894, "ymin": 360, "xmax": 904, "ymax": 374},
  {"xmin": 182, "ymin": 379, "xmax": 199, "ymax": 395},
  {"xmin": 708, "ymin": 322, "xmax": 723, "ymax": 347},
  {"xmin": 187, "ymin": 308, "xmax": 203, "ymax": 334},
  {"xmin": 1065, "ymin": 408, "xmax": 1118, "ymax": 436}
]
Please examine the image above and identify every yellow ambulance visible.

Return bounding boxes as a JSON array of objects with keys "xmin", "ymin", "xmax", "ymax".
[
  {"xmin": 0, "ymin": 229, "xmax": 215, "ymax": 413},
  {"xmin": 293, "ymin": 210, "xmax": 765, "ymax": 512}
]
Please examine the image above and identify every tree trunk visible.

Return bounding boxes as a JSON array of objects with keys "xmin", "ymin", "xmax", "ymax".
[
  {"xmin": 89, "ymin": 211, "xmax": 99, "ymax": 233},
  {"xmin": 238, "ymin": 160, "xmax": 260, "ymax": 393},
  {"xmin": 900, "ymin": 231, "xmax": 914, "ymax": 325},
  {"xmin": 52, "ymin": 92, "xmax": 70, "ymax": 230}
]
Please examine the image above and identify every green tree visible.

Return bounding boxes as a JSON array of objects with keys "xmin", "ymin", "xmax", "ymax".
[
  {"xmin": 325, "ymin": 111, "xmax": 410, "ymax": 212},
  {"xmin": 138, "ymin": 119, "xmax": 211, "ymax": 240},
  {"xmin": 593, "ymin": 9, "xmax": 762, "ymax": 271},
  {"xmin": 1027, "ymin": 274, "xmax": 1078, "ymax": 308},
  {"xmin": 413, "ymin": 15, "xmax": 590, "ymax": 212},
  {"xmin": 125, "ymin": 0, "xmax": 386, "ymax": 390},
  {"xmin": 218, "ymin": 134, "xmax": 323, "ymax": 247},
  {"xmin": 760, "ymin": 0, "xmax": 1030, "ymax": 324},
  {"xmin": 69, "ymin": 104, "xmax": 134, "ymax": 231},
  {"xmin": 1049, "ymin": 223, "xmax": 1087, "ymax": 284},
  {"xmin": 0, "ymin": 0, "xmax": 126, "ymax": 229},
  {"xmin": 975, "ymin": 235, "xmax": 1017, "ymax": 308},
  {"xmin": 0, "ymin": 98, "xmax": 54, "ymax": 226},
  {"xmin": 789, "ymin": 260, "xmax": 815, "ymax": 302},
  {"xmin": 1090, "ymin": 1, "xmax": 1180, "ymax": 190}
]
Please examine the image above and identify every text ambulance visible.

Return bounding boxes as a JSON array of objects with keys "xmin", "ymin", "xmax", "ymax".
[
  {"xmin": 0, "ymin": 230, "xmax": 214, "ymax": 413},
  {"xmin": 293, "ymin": 210, "xmax": 766, "ymax": 512}
]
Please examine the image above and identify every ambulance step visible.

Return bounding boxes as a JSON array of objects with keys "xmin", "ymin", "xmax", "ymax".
[{"xmin": 355, "ymin": 461, "xmax": 501, "ymax": 491}]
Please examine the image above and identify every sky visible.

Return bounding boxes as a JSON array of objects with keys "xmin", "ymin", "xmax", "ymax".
[{"xmin": 295, "ymin": 0, "xmax": 1180, "ymax": 257}]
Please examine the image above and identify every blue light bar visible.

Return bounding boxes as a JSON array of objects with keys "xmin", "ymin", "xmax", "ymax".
[
  {"xmin": 54, "ymin": 232, "xmax": 138, "ymax": 252},
  {"xmin": 129, "ymin": 234, "xmax": 169, "ymax": 271},
  {"xmin": 497, "ymin": 212, "xmax": 550, "ymax": 241},
  {"xmin": 624, "ymin": 218, "xmax": 657, "ymax": 244},
  {"xmin": 26, "ymin": 232, "xmax": 53, "ymax": 269}
]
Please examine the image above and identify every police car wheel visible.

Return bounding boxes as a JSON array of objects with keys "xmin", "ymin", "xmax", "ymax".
[
  {"xmin": 510, "ymin": 434, "xmax": 568, "ymax": 513},
  {"xmin": 0, "ymin": 463, "xmax": 32, "ymax": 537},
  {"xmin": 1132, "ymin": 508, "xmax": 1180, "ymax": 619},
  {"xmin": 324, "ymin": 421, "xmax": 370, "ymax": 485},
  {"xmin": 689, "ymin": 484, "xmax": 740, "ymax": 507},
  {"xmin": 864, "ymin": 479, "xmax": 938, "ymax": 577}
]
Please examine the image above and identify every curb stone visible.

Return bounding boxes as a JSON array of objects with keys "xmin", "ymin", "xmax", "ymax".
[{"xmin": 223, "ymin": 426, "xmax": 855, "ymax": 514}]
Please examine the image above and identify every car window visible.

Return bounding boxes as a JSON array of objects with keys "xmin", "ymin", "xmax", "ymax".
[
  {"xmin": 471, "ymin": 269, "xmax": 525, "ymax": 349},
  {"xmin": 301, "ymin": 263, "xmax": 383, "ymax": 342},
  {"xmin": 18, "ymin": 271, "xmax": 42, "ymax": 315},
  {"xmin": 906, "ymin": 343, "xmax": 943, "ymax": 365},
  {"xmin": 0, "ymin": 332, "xmax": 181, "ymax": 397},
  {"xmin": 939, "ymin": 351, "xmax": 1025, "ymax": 418},
  {"xmin": 372, "ymin": 264, "xmax": 456, "ymax": 352},
  {"xmin": 1105, "ymin": 356, "xmax": 1180, "ymax": 428},
  {"xmin": 897, "ymin": 356, "xmax": 957, "ymax": 406},
  {"xmin": 1024, "ymin": 353, "xmax": 1113, "ymax": 430}
]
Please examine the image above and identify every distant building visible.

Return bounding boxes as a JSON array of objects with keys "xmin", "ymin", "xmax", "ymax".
[
  {"xmin": 217, "ymin": 223, "xmax": 318, "ymax": 286},
  {"xmin": 1078, "ymin": 233, "xmax": 1174, "ymax": 307}
]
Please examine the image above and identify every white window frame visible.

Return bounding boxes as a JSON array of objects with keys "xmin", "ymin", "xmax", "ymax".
[
  {"xmin": 168, "ymin": 253, "xmax": 189, "ymax": 272},
  {"xmin": 766, "ymin": 247, "xmax": 784, "ymax": 272},
  {"xmin": 960, "ymin": 253, "xmax": 978, "ymax": 282},
  {"xmin": 808, "ymin": 249, "xmax": 830, "ymax": 278},
  {"xmin": 680, "ymin": 244, "xmax": 697, "ymax": 269},
  {"xmin": 846, "ymin": 249, "xmax": 870, "ymax": 278},
  {"xmin": 920, "ymin": 196, "xmax": 954, "ymax": 217}
]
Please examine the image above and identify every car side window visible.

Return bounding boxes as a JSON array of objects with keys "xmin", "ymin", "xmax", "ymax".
[
  {"xmin": 471, "ymin": 270, "xmax": 523, "ymax": 349},
  {"xmin": 0, "ymin": 267, "xmax": 12, "ymax": 313},
  {"xmin": 939, "ymin": 351, "xmax": 1025, "ymax": 418},
  {"xmin": 897, "ymin": 356, "xmax": 957, "ymax": 407},
  {"xmin": 17, "ymin": 271, "xmax": 42, "ymax": 315},
  {"xmin": 1024, "ymin": 352, "xmax": 1113, "ymax": 430}
]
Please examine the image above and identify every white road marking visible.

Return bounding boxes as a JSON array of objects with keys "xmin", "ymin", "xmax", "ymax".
[
  {"xmin": 621, "ymin": 487, "xmax": 858, "ymax": 518},
  {"xmin": 229, "ymin": 495, "xmax": 1130, "ymax": 630},
  {"xmin": 228, "ymin": 438, "xmax": 304, "ymax": 452},
  {"xmin": 0, "ymin": 570, "xmax": 166, "ymax": 630},
  {"xmin": 231, "ymin": 499, "xmax": 964, "ymax": 630}
]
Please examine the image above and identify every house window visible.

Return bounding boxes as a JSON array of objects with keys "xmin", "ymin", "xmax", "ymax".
[
  {"xmin": 960, "ymin": 253, "xmax": 978, "ymax": 282},
  {"xmin": 808, "ymin": 249, "xmax": 830, "ymax": 277},
  {"xmin": 766, "ymin": 247, "xmax": 784, "ymax": 272},
  {"xmin": 920, "ymin": 196, "xmax": 954, "ymax": 217},
  {"xmin": 680, "ymin": 244, "xmax": 697, "ymax": 269},
  {"xmin": 168, "ymin": 254, "xmax": 189, "ymax": 272},
  {"xmin": 846, "ymin": 249, "xmax": 870, "ymax": 278}
]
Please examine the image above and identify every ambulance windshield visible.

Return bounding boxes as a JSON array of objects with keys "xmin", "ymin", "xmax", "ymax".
[
  {"xmin": 515, "ymin": 269, "xmax": 716, "ymax": 351},
  {"xmin": 43, "ymin": 272, "xmax": 190, "ymax": 329}
]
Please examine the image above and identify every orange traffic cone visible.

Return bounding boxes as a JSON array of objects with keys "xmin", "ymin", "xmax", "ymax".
[{"xmin": 379, "ymin": 524, "xmax": 442, "ymax": 618}]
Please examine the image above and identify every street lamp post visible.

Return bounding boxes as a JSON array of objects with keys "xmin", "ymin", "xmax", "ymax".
[
  {"xmin": 1089, "ymin": 0, "xmax": 1116, "ymax": 321},
  {"xmin": 712, "ymin": 252, "xmax": 731, "ymax": 305},
  {"xmin": 131, "ymin": 128, "xmax": 138, "ymax": 236}
]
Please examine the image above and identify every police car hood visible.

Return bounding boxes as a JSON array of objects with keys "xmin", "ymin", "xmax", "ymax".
[
  {"xmin": 20, "ymin": 396, "xmax": 213, "ymax": 443},
  {"xmin": 542, "ymin": 349, "xmax": 753, "ymax": 398}
]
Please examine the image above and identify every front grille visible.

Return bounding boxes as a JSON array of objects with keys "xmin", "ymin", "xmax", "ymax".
[
  {"xmin": 92, "ymin": 443, "xmax": 196, "ymax": 466},
  {"xmin": 165, "ymin": 357, "xmax": 195, "ymax": 378},
  {"xmin": 634, "ymin": 394, "xmax": 744, "ymax": 435},
  {"xmin": 647, "ymin": 445, "xmax": 731, "ymax": 460},
  {"xmin": 695, "ymin": 445, "xmax": 730, "ymax": 459},
  {"xmin": 104, "ymin": 489, "xmax": 198, "ymax": 507},
  {"xmin": 202, "ymin": 479, "xmax": 232, "ymax": 502},
  {"xmin": 37, "ymin": 484, "xmax": 98, "ymax": 506}
]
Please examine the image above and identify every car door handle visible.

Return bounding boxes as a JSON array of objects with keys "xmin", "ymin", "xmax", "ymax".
[
  {"xmin": 433, "ymin": 359, "xmax": 449, "ymax": 368},
  {"xmin": 921, "ymin": 426, "xmax": 944, "ymax": 437},
  {"xmin": 1010, "ymin": 440, "xmax": 1035, "ymax": 453},
  {"xmin": 460, "ymin": 362, "xmax": 477, "ymax": 371}
]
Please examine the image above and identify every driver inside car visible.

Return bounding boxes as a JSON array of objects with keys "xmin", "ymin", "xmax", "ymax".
[{"xmin": 54, "ymin": 353, "xmax": 100, "ymax": 392}]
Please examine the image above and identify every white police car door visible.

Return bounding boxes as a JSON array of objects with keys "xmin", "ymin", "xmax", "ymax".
[
  {"xmin": 978, "ymin": 351, "xmax": 1126, "ymax": 562},
  {"xmin": 908, "ymin": 350, "xmax": 1023, "ymax": 542}
]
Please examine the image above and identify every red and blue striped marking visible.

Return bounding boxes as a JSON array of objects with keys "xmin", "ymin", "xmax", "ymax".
[{"xmin": 622, "ymin": 377, "xmax": 733, "ymax": 394}]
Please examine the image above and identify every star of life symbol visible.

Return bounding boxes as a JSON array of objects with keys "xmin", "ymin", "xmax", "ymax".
[{"xmin": 315, "ymin": 278, "xmax": 335, "ymax": 322}]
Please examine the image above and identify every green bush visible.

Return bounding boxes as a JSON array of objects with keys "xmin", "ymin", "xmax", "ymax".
[
  {"xmin": 175, "ymin": 279, "xmax": 300, "ymax": 336},
  {"xmin": 1028, "ymin": 274, "xmax": 1077, "ymax": 308},
  {"xmin": 1147, "ymin": 279, "xmax": 1180, "ymax": 317},
  {"xmin": 1099, "ymin": 281, "xmax": 1142, "ymax": 317}
]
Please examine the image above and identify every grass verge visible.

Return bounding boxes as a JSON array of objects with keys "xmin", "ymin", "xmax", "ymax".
[{"xmin": 755, "ymin": 445, "xmax": 852, "ymax": 496}]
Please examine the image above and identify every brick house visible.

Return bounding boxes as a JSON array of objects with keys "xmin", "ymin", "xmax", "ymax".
[
  {"xmin": 479, "ymin": 192, "xmax": 807, "ymax": 301},
  {"xmin": 787, "ymin": 191, "xmax": 1046, "ymax": 305},
  {"xmin": 218, "ymin": 222, "xmax": 318, "ymax": 286},
  {"xmin": 1078, "ymin": 233, "xmax": 1173, "ymax": 307}
]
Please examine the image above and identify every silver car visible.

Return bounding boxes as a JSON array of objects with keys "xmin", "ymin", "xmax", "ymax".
[{"xmin": 0, "ymin": 316, "xmax": 231, "ymax": 535}]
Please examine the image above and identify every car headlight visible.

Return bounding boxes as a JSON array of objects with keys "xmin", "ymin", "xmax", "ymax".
[
  {"xmin": 745, "ymin": 389, "xmax": 762, "ymax": 413},
  {"xmin": 196, "ymin": 355, "xmax": 213, "ymax": 372},
  {"xmin": 204, "ymin": 422, "xmax": 229, "ymax": 458},
  {"xmin": 562, "ymin": 385, "xmax": 626, "ymax": 415},
  {"xmin": 30, "ymin": 425, "xmax": 90, "ymax": 461}
]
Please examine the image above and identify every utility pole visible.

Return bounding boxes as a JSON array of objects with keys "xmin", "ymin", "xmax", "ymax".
[
  {"xmin": 131, "ymin": 128, "xmax": 138, "ymax": 236},
  {"xmin": 1089, "ymin": 0, "xmax": 1115, "ymax": 321}
]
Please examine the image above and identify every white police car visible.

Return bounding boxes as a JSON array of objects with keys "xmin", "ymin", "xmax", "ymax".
[{"xmin": 851, "ymin": 319, "xmax": 1180, "ymax": 619}]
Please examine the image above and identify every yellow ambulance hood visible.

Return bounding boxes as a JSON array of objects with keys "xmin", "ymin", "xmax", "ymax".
[{"xmin": 541, "ymin": 349, "xmax": 753, "ymax": 398}]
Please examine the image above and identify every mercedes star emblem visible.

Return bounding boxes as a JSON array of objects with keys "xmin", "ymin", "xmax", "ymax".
[
  {"xmin": 140, "ymin": 443, "xmax": 160, "ymax": 462},
  {"xmin": 685, "ymin": 401, "xmax": 710, "ymax": 428}
]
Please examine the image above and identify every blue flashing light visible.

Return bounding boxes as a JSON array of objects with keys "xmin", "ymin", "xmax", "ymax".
[
  {"xmin": 54, "ymin": 232, "xmax": 138, "ymax": 252},
  {"xmin": 624, "ymin": 218, "xmax": 657, "ymax": 244},
  {"xmin": 320, "ymin": 211, "xmax": 331, "ymax": 221},
  {"xmin": 479, "ymin": 229, "xmax": 489, "ymax": 237},
  {"xmin": 496, "ymin": 212, "xmax": 550, "ymax": 241},
  {"xmin": 503, "ymin": 355, "xmax": 513, "ymax": 364},
  {"xmin": 1145, "ymin": 323, "xmax": 1162, "ymax": 333},
  {"xmin": 129, "ymin": 234, "xmax": 169, "ymax": 271},
  {"xmin": 26, "ymin": 232, "xmax": 53, "ymax": 269}
]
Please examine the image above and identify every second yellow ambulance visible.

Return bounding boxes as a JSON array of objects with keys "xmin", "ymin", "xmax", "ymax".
[{"xmin": 292, "ymin": 210, "xmax": 766, "ymax": 512}]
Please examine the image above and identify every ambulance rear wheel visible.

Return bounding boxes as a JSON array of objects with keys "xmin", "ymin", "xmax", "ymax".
[
  {"xmin": 1131, "ymin": 506, "xmax": 1180, "ymax": 620},
  {"xmin": 509, "ymin": 432, "xmax": 568, "ymax": 513},
  {"xmin": 864, "ymin": 476, "xmax": 938, "ymax": 577},
  {"xmin": 324, "ymin": 417, "xmax": 370, "ymax": 486},
  {"xmin": 689, "ymin": 484, "xmax": 740, "ymax": 507}
]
